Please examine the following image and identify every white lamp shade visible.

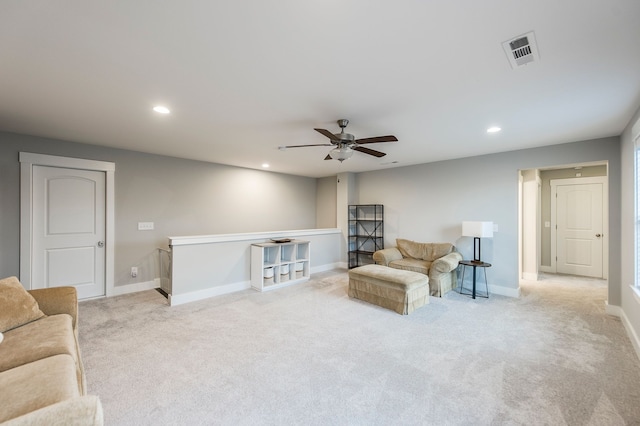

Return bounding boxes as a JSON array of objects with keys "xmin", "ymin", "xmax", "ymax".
[{"xmin": 462, "ymin": 221, "xmax": 493, "ymax": 238}]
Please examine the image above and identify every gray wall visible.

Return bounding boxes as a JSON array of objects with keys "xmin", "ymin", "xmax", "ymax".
[
  {"xmin": 316, "ymin": 176, "xmax": 337, "ymax": 228},
  {"xmin": 538, "ymin": 165, "xmax": 607, "ymax": 266},
  {"xmin": 0, "ymin": 132, "xmax": 317, "ymax": 287},
  {"xmin": 0, "ymin": 130, "xmax": 628, "ymax": 309},
  {"xmin": 355, "ymin": 137, "xmax": 621, "ymax": 301}
]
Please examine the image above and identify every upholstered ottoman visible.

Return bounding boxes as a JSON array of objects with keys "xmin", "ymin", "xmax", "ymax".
[{"xmin": 348, "ymin": 264, "xmax": 430, "ymax": 315}]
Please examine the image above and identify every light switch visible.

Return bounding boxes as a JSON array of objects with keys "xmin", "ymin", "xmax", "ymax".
[{"xmin": 138, "ymin": 222, "xmax": 154, "ymax": 231}]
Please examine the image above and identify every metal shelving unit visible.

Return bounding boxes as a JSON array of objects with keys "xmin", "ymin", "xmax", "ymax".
[{"xmin": 348, "ymin": 204, "xmax": 384, "ymax": 268}]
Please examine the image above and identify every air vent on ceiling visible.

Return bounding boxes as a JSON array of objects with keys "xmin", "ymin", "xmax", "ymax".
[{"xmin": 502, "ymin": 31, "xmax": 539, "ymax": 69}]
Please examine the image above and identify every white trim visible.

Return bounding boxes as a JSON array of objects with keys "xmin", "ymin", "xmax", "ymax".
[
  {"xmin": 19, "ymin": 152, "xmax": 115, "ymax": 297},
  {"xmin": 632, "ymin": 284, "xmax": 640, "ymax": 305},
  {"xmin": 522, "ymin": 272, "xmax": 539, "ymax": 281},
  {"xmin": 168, "ymin": 263, "xmax": 345, "ymax": 306},
  {"xmin": 632, "ymin": 116, "xmax": 640, "ymax": 142},
  {"xmin": 607, "ymin": 295, "xmax": 640, "ymax": 362},
  {"xmin": 312, "ymin": 263, "xmax": 345, "ymax": 274},
  {"xmin": 489, "ymin": 284, "xmax": 521, "ymax": 298},
  {"xmin": 169, "ymin": 281, "xmax": 250, "ymax": 306},
  {"xmin": 169, "ymin": 228, "xmax": 341, "ymax": 246},
  {"xmin": 19, "ymin": 152, "xmax": 115, "ymax": 172},
  {"xmin": 112, "ymin": 280, "xmax": 159, "ymax": 296},
  {"xmin": 539, "ymin": 265, "xmax": 553, "ymax": 273},
  {"xmin": 634, "ymin": 136, "xmax": 640, "ymax": 294},
  {"xmin": 550, "ymin": 176, "xmax": 608, "ymax": 278},
  {"xmin": 605, "ymin": 303, "xmax": 622, "ymax": 317}
]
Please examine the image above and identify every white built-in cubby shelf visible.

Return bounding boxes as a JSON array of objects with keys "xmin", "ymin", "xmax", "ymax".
[{"xmin": 251, "ymin": 240, "xmax": 310, "ymax": 291}]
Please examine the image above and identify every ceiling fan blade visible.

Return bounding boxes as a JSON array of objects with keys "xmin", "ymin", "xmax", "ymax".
[
  {"xmin": 282, "ymin": 143, "xmax": 333, "ymax": 148},
  {"xmin": 314, "ymin": 128, "xmax": 338, "ymax": 140},
  {"xmin": 354, "ymin": 135, "xmax": 398, "ymax": 144},
  {"xmin": 354, "ymin": 146, "xmax": 386, "ymax": 158},
  {"xmin": 324, "ymin": 154, "xmax": 332, "ymax": 161}
]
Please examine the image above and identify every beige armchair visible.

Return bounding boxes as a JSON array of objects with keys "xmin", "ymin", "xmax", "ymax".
[{"xmin": 373, "ymin": 239, "xmax": 462, "ymax": 297}]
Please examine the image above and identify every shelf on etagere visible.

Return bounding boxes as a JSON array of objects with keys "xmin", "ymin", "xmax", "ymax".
[{"xmin": 348, "ymin": 205, "xmax": 384, "ymax": 269}]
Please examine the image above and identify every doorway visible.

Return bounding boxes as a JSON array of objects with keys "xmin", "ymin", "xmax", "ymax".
[
  {"xmin": 20, "ymin": 152, "xmax": 115, "ymax": 298},
  {"xmin": 519, "ymin": 163, "xmax": 608, "ymax": 281}
]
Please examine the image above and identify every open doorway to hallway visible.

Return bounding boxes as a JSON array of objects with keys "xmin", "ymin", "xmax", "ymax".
[{"xmin": 518, "ymin": 162, "xmax": 609, "ymax": 283}]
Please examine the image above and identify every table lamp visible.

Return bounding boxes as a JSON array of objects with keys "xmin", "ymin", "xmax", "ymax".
[{"xmin": 462, "ymin": 221, "xmax": 493, "ymax": 262}]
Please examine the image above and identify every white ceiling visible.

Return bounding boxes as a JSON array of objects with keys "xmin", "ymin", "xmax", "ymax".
[{"xmin": 1, "ymin": 1, "xmax": 639, "ymax": 178}]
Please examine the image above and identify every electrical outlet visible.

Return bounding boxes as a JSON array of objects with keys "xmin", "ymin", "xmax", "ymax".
[
  {"xmin": 138, "ymin": 222, "xmax": 154, "ymax": 231},
  {"xmin": 131, "ymin": 267, "xmax": 138, "ymax": 278}
]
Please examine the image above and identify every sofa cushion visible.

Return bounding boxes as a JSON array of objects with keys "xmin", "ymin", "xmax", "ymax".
[
  {"xmin": 0, "ymin": 314, "xmax": 78, "ymax": 373},
  {"xmin": 2, "ymin": 395, "xmax": 103, "ymax": 426},
  {"xmin": 0, "ymin": 354, "xmax": 80, "ymax": 423},
  {"xmin": 0, "ymin": 276, "xmax": 45, "ymax": 332},
  {"xmin": 29, "ymin": 287, "xmax": 79, "ymax": 331},
  {"xmin": 348, "ymin": 264, "xmax": 429, "ymax": 290},
  {"xmin": 389, "ymin": 258, "xmax": 431, "ymax": 275},
  {"xmin": 396, "ymin": 239, "xmax": 453, "ymax": 261}
]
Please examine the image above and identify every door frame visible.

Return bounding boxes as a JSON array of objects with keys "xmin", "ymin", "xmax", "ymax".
[
  {"xmin": 550, "ymin": 176, "xmax": 608, "ymax": 278},
  {"xmin": 20, "ymin": 152, "xmax": 116, "ymax": 296}
]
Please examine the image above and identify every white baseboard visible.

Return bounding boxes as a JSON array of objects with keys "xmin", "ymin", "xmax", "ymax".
[
  {"xmin": 605, "ymin": 302, "xmax": 622, "ymax": 317},
  {"xmin": 522, "ymin": 272, "xmax": 539, "ymax": 281},
  {"xmin": 607, "ymin": 301, "xmax": 640, "ymax": 362},
  {"xmin": 112, "ymin": 279, "xmax": 159, "ymax": 296},
  {"xmin": 539, "ymin": 265, "xmax": 554, "ymax": 273},
  {"xmin": 312, "ymin": 262, "xmax": 346, "ymax": 274},
  {"xmin": 488, "ymin": 284, "xmax": 521, "ymax": 298},
  {"xmin": 169, "ymin": 281, "xmax": 250, "ymax": 307},
  {"xmin": 168, "ymin": 262, "xmax": 346, "ymax": 306},
  {"xmin": 167, "ymin": 262, "xmax": 345, "ymax": 306}
]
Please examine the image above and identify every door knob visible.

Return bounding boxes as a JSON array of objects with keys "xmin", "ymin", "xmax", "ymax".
[
  {"xmin": 97, "ymin": 241, "xmax": 105, "ymax": 247},
  {"xmin": 595, "ymin": 234, "xmax": 601, "ymax": 238}
]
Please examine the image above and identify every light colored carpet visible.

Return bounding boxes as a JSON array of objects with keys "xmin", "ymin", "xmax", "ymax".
[{"xmin": 79, "ymin": 270, "xmax": 640, "ymax": 425}]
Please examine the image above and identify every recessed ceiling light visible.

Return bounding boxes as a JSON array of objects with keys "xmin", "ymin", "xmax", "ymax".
[
  {"xmin": 262, "ymin": 163, "xmax": 270, "ymax": 168},
  {"xmin": 487, "ymin": 126, "xmax": 501, "ymax": 133},
  {"xmin": 153, "ymin": 106, "xmax": 170, "ymax": 114}
]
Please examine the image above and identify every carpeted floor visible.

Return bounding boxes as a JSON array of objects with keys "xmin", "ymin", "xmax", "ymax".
[{"xmin": 79, "ymin": 270, "xmax": 640, "ymax": 425}]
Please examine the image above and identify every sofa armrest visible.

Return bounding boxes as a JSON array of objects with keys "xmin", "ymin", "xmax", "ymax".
[
  {"xmin": 430, "ymin": 251, "xmax": 463, "ymax": 274},
  {"xmin": 372, "ymin": 248, "xmax": 403, "ymax": 266},
  {"xmin": 28, "ymin": 287, "xmax": 78, "ymax": 331},
  {"xmin": 2, "ymin": 395, "xmax": 103, "ymax": 426}
]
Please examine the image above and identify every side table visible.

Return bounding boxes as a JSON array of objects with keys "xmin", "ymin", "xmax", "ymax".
[{"xmin": 458, "ymin": 260, "xmax": 491, "ymax": 299}]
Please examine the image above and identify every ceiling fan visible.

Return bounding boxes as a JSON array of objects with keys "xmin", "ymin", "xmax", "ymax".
[{"xmin": 279, "ymin": 119, "xmax": 398, "ymax": 162}]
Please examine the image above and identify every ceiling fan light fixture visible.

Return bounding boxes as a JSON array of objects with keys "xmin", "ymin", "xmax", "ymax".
[{"xmin": 329, "ymin": 147, "xmax": 354, "ymax": 162}]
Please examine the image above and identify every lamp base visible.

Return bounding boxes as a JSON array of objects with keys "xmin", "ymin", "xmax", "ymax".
[{"xmin": 473, "ymin": 237, "xmax": 481, "ymax": 262}]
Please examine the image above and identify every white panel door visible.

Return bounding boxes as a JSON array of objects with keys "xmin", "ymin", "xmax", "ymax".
[
  {"xmin": 556, "ymin": 183, "xmax": 603, "ymax": 278},
  {"xmin": 32, "ymin": 166, "xmax": 106, "ymax": 299}
]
